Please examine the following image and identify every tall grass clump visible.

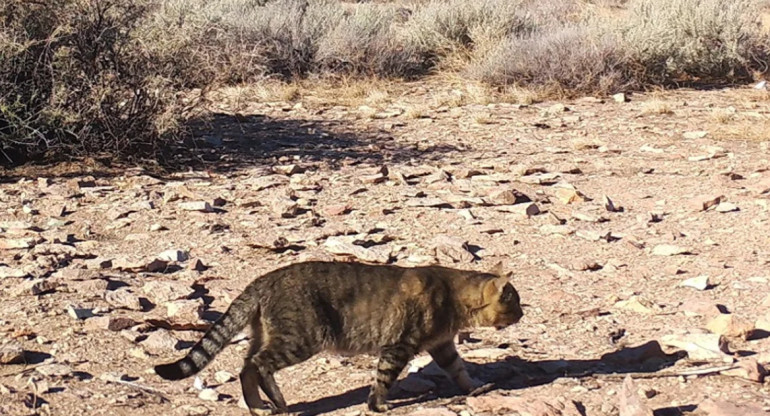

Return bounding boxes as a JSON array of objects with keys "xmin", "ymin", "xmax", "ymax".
[
  {"xmin": 618, "ymin": 0, "xmax": 768, "ymax": 84},
  {"xmin": 0, "ymin": 0, "xmax": 180, "ymax": 164}
]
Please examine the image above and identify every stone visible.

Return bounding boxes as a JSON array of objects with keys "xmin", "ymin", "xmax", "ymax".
[
  {"xmin": 497, "ymin": 202, "xmax": 540, "ymax": 217},
  {"xmin": 84, "ymin": 316, "xmax": 137, "ymax": 332},
  {"xmin": 553, "ymin": 185, "xmax": 587, "ymax": 204},
  {"xmin": 660, "ymin": 333, "xmax": 730, "ymax": 361},
  {"xmin": 198, "ymin": 388, "xmax": 220, "ymax": 402},
  {"xmin": 158, "ymin": 249, "xmax": 189, "ymax": 262},
  {"xmin": 113, "ymin": 257, "xmax": 168, "ymax": 273},
  {"xmin": 104, "ymin": 288, "xmax": 143, "ymax": 311},
  {"xmin": 614, "ymin": 296, "xmax": 656, "ymax": 314},
  {"xmin": 322, "ymin": 204, "xmax": 351, "ymax": 216},
  {"xmin": 188, "ymin": 258, "xmax": 207, "ymax": 272},
  {"xmin": 166, "ymin": 299, "xmax": 205, "ymax": 323},
  {"xmin": 613, "ymin": 93, "xmax": 628, "ymax": 103},
  {"xmin": 487, "ymin": 188, "xmax": 530, "ymax": 205},
  {"xmin": 651, "ymin": 244, "xmax": 692, "ymax": 256},
  {"xmin": 0, "ymin": 342, "xmax": 24, "ymax": 364},
  {"xmin": 619, "ymin": 376, "xmax": 654, "ymax": 416},
  {"xmin": 600, "ymin": 341, "xmax": 669, "ymax": 366},
  {"xmin": 690, "ymin": 195, "xmax": 724, "ymax": 211},
  {"xmin": 0, "ymin": 266, "xmax": 28, "ymax": 278},
  {"xmin": 13, "ymin": 279, "xmax": 59, "ymax": 296},
  {"xmin": 467, "ymin": 394, "xmax": 568, "ymax": 416},
  {"xmin": 142, "ymin": 329, "xmax": 178, "ymax": 355},
  {"xmin": 680, "ymin": 299, "xmax": 721, "ymax": 317},
  {"xmin": 0, "ymin": 237, "xmax": 39, "ymax": 250},
  {"xmin": 698, "ymin": 399, "xmax": 766, "ymax": 416},
  {"xmin": 432, "ymin": 235, "xmax": 474, "ymax": 263},
  {"xmin": 214, "ymin": 370, "xmax": 234, "ymax": 384},
  {"xmin": 180, "ymin": 201, "xmax": 213, "ymax": 213},
  {"xmin": 272, "ymin": 164, "xmax": 303, "ymax": 176},
  {"xmin": 84, "ymin": 257, "xmax": 113, "ymax": 269},
  {"xmin": 719, "ymin": 358, "xmax": 766, "ymax": 382},
  {"xmin": 270, "ymin": 198, "xmax": 300, "ymax": 218},
  {"xmin": 683, "ymin": 131, "xmax": 708, "ymax": 139},
  {"xmin": 35, "ymin": 363, "xmax": 72, "ymax": 377},
  {"xmin": 604, "ymin": 195, "xmax": 621, "ymax": 212},
  {"xmin": 66, "ymin": 305, "xmax": 95, "ymax": 320},
  {"xmin": 680, "ymin": 275, "xmax": 709, "ymax": 291},
  {"xmin": 323, "ymin": 237, "xmax": 391, "ymax": 264},
  {"xmin": 715, "ymin": 202, "xmax": 739, "ymax": 213},
  {"xmin": 706, "ymin": 314, "xmax": 754, "ymax": 340}
]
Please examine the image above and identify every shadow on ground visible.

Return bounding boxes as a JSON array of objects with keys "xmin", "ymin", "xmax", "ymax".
[
  {"xmin": 289, "ymin": 341, "xmax": 689, "ymax": 416},
  {"xmin": 1, "ymin": 112, "xmax": 461, "ymax": 181}
]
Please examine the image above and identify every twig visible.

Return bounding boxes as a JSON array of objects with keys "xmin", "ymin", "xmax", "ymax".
[
  {"xmin": 102, "ymin": 378, "xmax": 168, "ymax": 400},
  {"xmin": 591, "ymin": 364, "xmax": 737, "ymax": 380}
]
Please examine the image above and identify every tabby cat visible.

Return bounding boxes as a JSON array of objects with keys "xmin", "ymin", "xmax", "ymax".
[{"xmin": 155, "ymin": 261, "xmax": 523, "ymax": 414}]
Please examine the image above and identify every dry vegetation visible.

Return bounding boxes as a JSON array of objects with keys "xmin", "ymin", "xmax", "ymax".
[{"xmin": 2, "ymin": 0, "xmax": 770, "ymax": 163}]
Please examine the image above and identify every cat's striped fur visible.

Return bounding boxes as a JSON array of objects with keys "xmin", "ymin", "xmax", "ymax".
[{"xmin": 155, "ymin": 261, "xmax": 523, "ymax": 414}]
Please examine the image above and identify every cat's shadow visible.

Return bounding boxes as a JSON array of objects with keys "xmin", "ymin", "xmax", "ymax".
[{"xmin": 288, "ymin": 341, "xmax": 685, "ymax": 416}]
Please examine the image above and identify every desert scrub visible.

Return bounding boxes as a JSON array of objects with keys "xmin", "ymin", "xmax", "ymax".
[
  {"xmin": 0, "ymin": 0, "xmax": 182, "ymax": 164},
  {"xmin": 617, "ymin": 0, "xmax": 768, "ymax": 84},
  {"xmin": 470, "ymin": 24, "xmax": 631, "ymax": 95}
]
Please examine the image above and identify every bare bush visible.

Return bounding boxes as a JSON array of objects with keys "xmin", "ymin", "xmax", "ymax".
[
  {"xmin": 0, "ymin": 0, "xmax": 179, "ymax": 164},
  {"xmin": 471, "ymin": 25, "xmax": 631, "ymax": 95}
]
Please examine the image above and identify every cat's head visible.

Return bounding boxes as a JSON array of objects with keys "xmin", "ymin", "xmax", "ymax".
[{"xmin": 475, "ymin": 263, "xmax": 523, "ymax": 329}]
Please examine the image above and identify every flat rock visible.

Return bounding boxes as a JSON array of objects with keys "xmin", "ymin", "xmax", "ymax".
[
  {"xmin": 486, "ymin": 188, "xmax": 530, "ymax": 205},
  {"xmin": 0, "ymin": 342, "xmax": 25, "ymax": 364},
  {"xmin": 600, "ymin": 341, "xmax": 669, "ymax": 366},
  {"xmin": 66, "ymin": 305, "xmax": 95, "ymax": 320},
  {"xmin": 142, "ymin": 329, "xmax": 179, "ymax": 355},
  {"xmin": 214, "ymin": 370, "xmax": 235, "ymax": 384},
  {"xmin": 158, "ymin": 249, "xmax": 190, "ymax": 262},
  {"xmin": 180, "ymin": 201, "xmax": 214, "ymax": 213},
  {"xmin": 85, "ymin": 316, "xmax": 138, "ymax": 332},
  {"xmin": 690, "ymin": 195, "xmax": 724, "ymax": 211},
  {"xmin": 698, "ymin": 399, "xmax": 766, "ymax": 416},
  {"xmin": 619, "ymin": 376, "xmax": 654, "ymax": 416},
  {"xmin": 105, "ymin": 287, "xmax": 143, "ymax": 311},
  {"xmin": 113, "ymin": 257, "xmax": 168, "ymax": 273},
  {"xmin": 660, "ymin": 333, "xmax": 730, "ymax": 361},
  {"xmin": 432, "ymin": 235, "xmax": 474, "ymax": 263},
  {"xmin": 323, "ymin": 237, "xmax": 391, "ymax": 264},
  {"xmin": 0, "ymin": 237, "xmax": 39, "ymax": 250},
  {"xmin": 680, "ymin": 275, "xmax": 709, "ymax": 290},
  {"xmin": 680, "ymin": 299, "xmax": 721, "ymax": 317},
  {"xmin": 36, "ymin": 363, "xmax": 73, "ymax": 377},
  {"xmin": 0, "ymin": 266, "xmax": 27, "ymax": 279},
  {"xmin": 467, "ymin": 394, "xmax": 573, "ymax": 416},
  {"xmin": 198, "ymin": 388, "xmax": 220, "ymax": 402},
  {"xmin": 496, "ymin": 202, "xmax": 540, "ymax": 217},
  {"xmin": 651, "ymin": 244, "xmax": 692, "ymax": 256},
  {"xmin": 719, "ymin": 358, "xmax": 766, "ymax": 382},
  {"xmin": 706, "ymin": 314, "xmax": 754, "ymax": 340},
  {"xmin": 166, "ymin": 299, "xmax": 205, "ymax": 323},
  {"xmin": 614, "ymin": 296, "xmax": 657, "ymax": 314}
]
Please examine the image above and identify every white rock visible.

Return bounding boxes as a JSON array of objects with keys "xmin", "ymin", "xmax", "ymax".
[{"xmin": 680, "ymin": 275, "xmax": 709, "ymax": 291}]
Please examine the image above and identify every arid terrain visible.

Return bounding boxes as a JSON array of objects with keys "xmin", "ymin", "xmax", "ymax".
[{"xmin": 1, "ymin": 83, "xmax": 770, "ymax": 416}]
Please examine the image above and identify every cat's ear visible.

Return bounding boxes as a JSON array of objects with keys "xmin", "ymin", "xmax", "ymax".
[{"xmin": 489, "ymin": 261, "xmax": 505, "ymax": 276}]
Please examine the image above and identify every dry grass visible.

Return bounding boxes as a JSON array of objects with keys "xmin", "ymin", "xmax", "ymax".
[
  {"xmin": 640, "ymin": 99, "xmax": 674, "ymax": 115},
  {"xmin": 714, "ymin": 119, "xmax": 770, "ymax": 142}
]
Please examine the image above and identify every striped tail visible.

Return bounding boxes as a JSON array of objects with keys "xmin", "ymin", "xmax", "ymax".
[{"xmin": 154, "ymin": 294, "xmax": 259, "ymax": 380}]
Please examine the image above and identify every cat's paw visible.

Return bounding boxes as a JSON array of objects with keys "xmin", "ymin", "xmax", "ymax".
[{"xmin": 367, "ymin": 396, "xmax": 392, "ymax": 412}]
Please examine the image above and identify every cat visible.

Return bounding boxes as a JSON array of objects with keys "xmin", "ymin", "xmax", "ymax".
[{"xmin": 155, "ymin": 260, "xmax": 523, "ymax": 414}]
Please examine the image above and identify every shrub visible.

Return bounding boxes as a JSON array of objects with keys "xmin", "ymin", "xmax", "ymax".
[
  {"xmin": 0, "ymin": 0, "xmax": 179, "ymax": 164},
  {"xmin": 471, "ymin": 25, "xmax": 631, "ymax": 95},
  {"xmin": 618, "ymin": 0, "xmax": 767, "ymax": 84}
]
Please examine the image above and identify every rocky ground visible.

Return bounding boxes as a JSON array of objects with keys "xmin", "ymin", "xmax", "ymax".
[{"xmin": 1, "ymin": 83, "xmax": 770, "ymax": 416}]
